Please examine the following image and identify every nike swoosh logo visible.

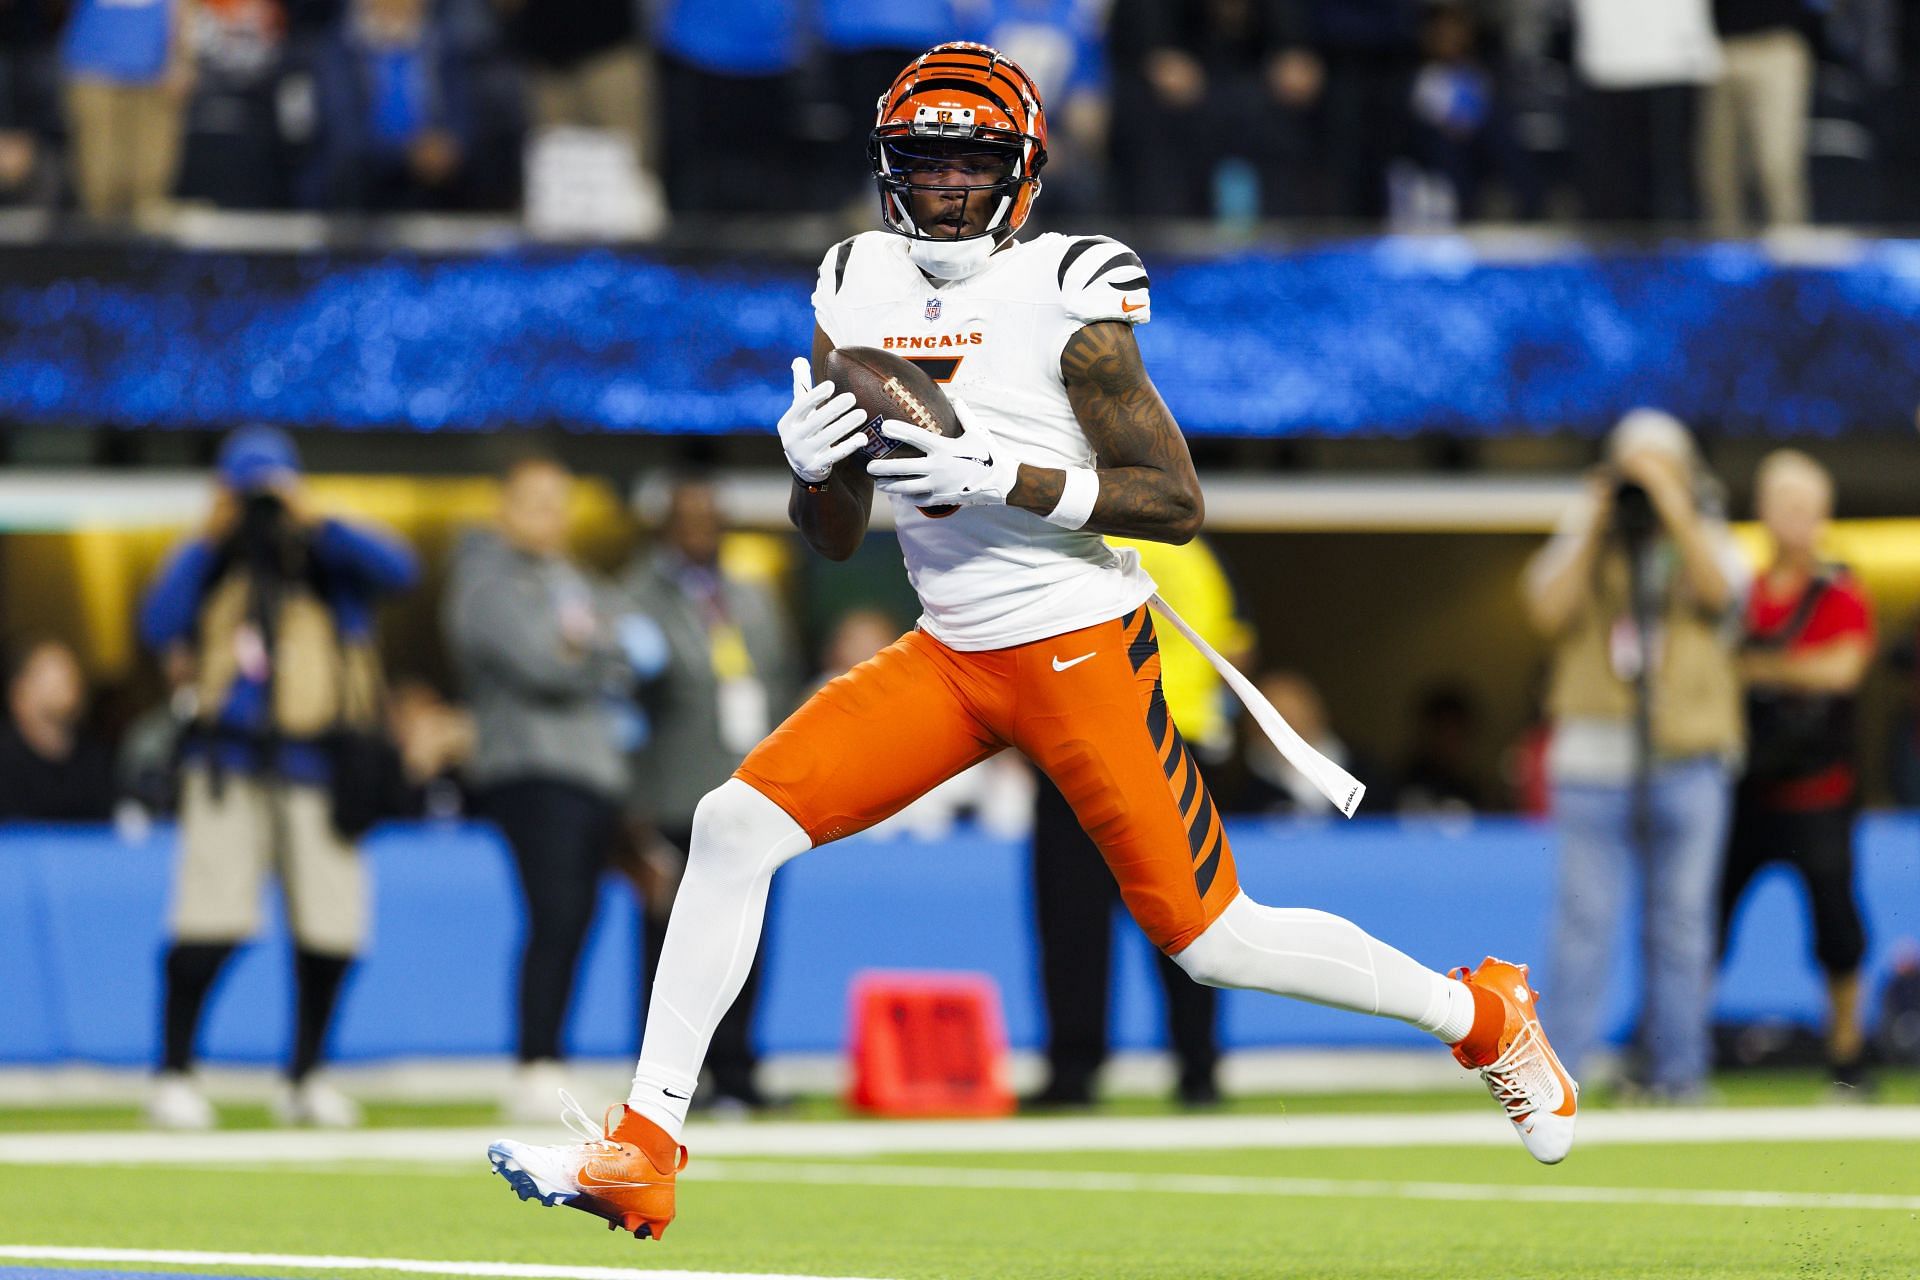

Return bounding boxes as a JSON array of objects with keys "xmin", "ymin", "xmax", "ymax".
[
  {"xmin": 1121, "ymin": 298, "xmax": 1145, "ymax": 313},
  {"xmin": 662, "ymin": 1088, "xmax": 691, "ymax": 1100},
  {"xmin": 1052, "ymin": 652, "xmax": 1096, "ymax": 672}
]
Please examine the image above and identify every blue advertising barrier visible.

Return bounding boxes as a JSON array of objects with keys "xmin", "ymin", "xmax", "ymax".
[
  {"xmin": 4, "ymin": 240, "xmax": 1920, "ymax": 437},
  {"xmin": 1, "ymin": 814, "xmax": 1915, "ymax": 1065}
]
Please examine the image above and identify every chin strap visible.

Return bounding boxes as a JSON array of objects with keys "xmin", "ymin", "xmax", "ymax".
[{"xmin": 906, "ymin": 233, "xmax": 999, "ymax": 281}]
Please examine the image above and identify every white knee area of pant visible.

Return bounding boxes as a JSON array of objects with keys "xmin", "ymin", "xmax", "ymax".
[
  {"xmin": 1172, "ymin": 894, "xmax": 1363, "ymax": 995},
  {"xmin": 1168, "ymin": 892, "xmax": 1452, "ymax": 1032},
  {"xmin": 687, "ymin": 777, "xmax": 811, "ymax": 882}
]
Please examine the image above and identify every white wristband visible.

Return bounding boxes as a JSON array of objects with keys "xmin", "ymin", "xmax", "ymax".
[{"xmin": 1043, "ymin": 467, "xmax": 1099, "ymax": 530}]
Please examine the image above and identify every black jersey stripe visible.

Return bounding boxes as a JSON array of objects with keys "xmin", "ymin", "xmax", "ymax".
[
  {"xmin": 1056, "ymin": 236, "xmax": 1113, "ymax": 288},
  {"xmin": 832, "ymin": 238, "xmax": 854, "ymax": 294},
  {"xmin": 1086, "ymin": 249, "xmax": 1145, "ymax": 282},
  {"xmin": 1103, "ymin": 275, "xmax": 1150, "ymax": 293}
]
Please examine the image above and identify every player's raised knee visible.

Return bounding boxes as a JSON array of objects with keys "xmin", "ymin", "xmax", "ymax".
[
  {"xmin": 689, "ymin": 778, "xmax": 809, "ymax": 872},
  {"xmin": 1169, "ymin": 917, "xmax": 1242, "ymax": 990}
]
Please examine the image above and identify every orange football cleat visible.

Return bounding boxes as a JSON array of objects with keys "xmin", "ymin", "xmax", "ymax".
[
  {"xmin": 1451, "ymin": 956, "xmax": 1578, "ymax": 1164},
  {"xmin": 488, "ymin": 1092, "xmax": 685, "ymax": 1239}
]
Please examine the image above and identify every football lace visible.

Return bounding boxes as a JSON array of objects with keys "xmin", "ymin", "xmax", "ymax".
[{"xmin": 881, "ymin": 375, "xmax": 940, "ymax": 432}]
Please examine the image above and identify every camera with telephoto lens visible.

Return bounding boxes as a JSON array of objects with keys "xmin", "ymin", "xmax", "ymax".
[{"xmin": 1611, "ymin": 476, "xmax": 1658, "ymax": 544}]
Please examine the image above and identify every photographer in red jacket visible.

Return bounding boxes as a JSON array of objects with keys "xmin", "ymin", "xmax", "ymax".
[{"xmin": 1719, "ymin": 450, "xmax": 1876, "ymax": 1091}]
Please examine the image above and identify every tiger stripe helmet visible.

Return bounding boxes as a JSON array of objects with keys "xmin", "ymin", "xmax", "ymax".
[{"xmin": 869, "ymin": 42, "xmax": 1049, "ymax": 244}]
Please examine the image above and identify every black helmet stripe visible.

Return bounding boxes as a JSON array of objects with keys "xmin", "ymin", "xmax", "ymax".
[
  {"xmin": 886, "ymin": 76, "xmax": 1018, "ymax": 121},
  {"xmin": 914, "ymin": 59, "xmax": 1037, "ymax": 113}
]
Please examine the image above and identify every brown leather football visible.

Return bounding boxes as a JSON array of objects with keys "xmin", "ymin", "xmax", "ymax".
[{"xmin": 822, "ymin": 345, "xmax": 962, "ymax": 517}]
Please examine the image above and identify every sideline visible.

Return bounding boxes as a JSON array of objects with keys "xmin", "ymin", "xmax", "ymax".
[{"xmin": 0, "ymin": 1248, "xmax": 891, "ymax": 1280}]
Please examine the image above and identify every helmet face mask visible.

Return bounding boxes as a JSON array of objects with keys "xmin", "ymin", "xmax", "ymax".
[
  {"xmin": 870, "ymin": 43, "xmax": 1048, "ymax": 266},
  {"xmin": 876, "ymin": 137, "xmax": 1021, "ymax": 242}
]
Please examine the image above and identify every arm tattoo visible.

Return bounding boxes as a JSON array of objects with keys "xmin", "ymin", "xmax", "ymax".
[{"xmin": 1017, "ymin": 321, "xmax": 1201, "ymax": 542}]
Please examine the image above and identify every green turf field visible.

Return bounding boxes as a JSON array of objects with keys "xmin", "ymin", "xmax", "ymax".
[{"xmin": 3, "ymin": 1078, "xmax": 1918, "ymax": 1280}]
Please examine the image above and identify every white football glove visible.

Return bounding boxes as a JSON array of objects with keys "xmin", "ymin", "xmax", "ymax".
[
  {"xmin": 777, "ymin": 356, "xmax": 869, "ymax": 484},
  {"xmin": 866, "ymin": 397, "xmax": 1021, "ymax": 509}
]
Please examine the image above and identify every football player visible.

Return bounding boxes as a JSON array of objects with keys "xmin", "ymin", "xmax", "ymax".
[{"xmin": 488, "ymin": 42, "xmax": 1577, "ymax": 1241}]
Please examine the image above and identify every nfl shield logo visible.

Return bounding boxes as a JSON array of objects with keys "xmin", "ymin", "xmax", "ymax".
[{"xmin": 924, "ymin": 296, "xmax": 942, "ymax": 322}]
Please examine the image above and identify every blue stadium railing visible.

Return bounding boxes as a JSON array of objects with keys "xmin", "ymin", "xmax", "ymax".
[{"xmin": 1, "ymin": 814, "xmax": 1914, "ymax": 1066}]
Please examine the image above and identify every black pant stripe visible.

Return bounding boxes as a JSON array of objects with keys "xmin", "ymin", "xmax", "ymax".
[
  {"xmin": 1145, "ymin": 684, "xmax": 1169, "ymax": 752},
  {"xmin": 1193, "ymin": 824, "xmax": 1224, "ymax": 898},
  {"xmin": 1185, "ymin": 790, "xmax": 1217, "ymax": 865},
  {"xmin": 1129, "ymin": 615, "xmax": 1159, "ymax": 673},
  {"xmin": 1174, "ymin": 743, "xmax": 1202, "ymax": 812}
]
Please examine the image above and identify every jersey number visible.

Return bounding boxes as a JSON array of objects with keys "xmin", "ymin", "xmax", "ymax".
[{"xmin": 904, "ymin": 356, "xmax": 963, "ymax": 383}]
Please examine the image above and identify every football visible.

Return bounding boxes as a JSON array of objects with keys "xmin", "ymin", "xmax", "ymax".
[{"xmin": 822, "ymin": 344, "xmax": 963, "ymax": 516}]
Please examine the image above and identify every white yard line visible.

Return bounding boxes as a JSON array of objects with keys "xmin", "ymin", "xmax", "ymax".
[
  {"xmin": 0, "ymin": 1246, "xmax": 891, "ymax": 1280},
  {"xmin": 691, "ymin": 1159, "xmax": 1920, "ymax": 1213},
  {"xmin": 169, "ymin": 1156, "xmax": 1920, "ymax": 1214},
  {"xmin": 2, "ymin": 1107, "xmax": 1918, "ymax": 1167}
]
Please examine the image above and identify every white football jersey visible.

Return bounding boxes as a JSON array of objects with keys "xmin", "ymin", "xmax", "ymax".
[{"xmin": 811, "ymin": 230, "xmax": 1160, "ymax": 651}]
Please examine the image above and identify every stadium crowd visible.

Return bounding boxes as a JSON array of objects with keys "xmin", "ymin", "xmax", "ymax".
[{"xmin": 0, "ymin": 0, "xmax": 1918, "ymax": 229}]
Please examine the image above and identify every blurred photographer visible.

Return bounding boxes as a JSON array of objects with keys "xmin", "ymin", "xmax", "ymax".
[
  {"xmin": 1523, "ymin": 409, "xmax": 1748, "ymax": 1100},
  {"xmin": 1720, "ymin": 450, "xmax": 1875, "ymax": 1091},
  {"xmin": 140, "ymin": 426, "xmax": 418, "ymax": 1130}
]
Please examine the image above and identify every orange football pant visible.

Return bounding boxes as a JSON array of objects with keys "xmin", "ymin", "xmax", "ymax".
[{"xmin": 735, "ymin": 605, "xmax": 1239, "ymax": 955}]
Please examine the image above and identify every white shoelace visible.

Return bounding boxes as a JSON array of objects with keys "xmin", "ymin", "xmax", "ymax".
[
  {"xmin": 1479, "ymin": 1020, "xmax": 1562, "ymax": 1121},
  {"xmin": 557, "ymin": 1089, "xmax": 621, "ymax": 1150}
]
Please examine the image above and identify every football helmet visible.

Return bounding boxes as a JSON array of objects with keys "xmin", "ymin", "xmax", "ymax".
[{"xmin": 870, "ymin": 42, "xmax": 1048, "ymax": 279}]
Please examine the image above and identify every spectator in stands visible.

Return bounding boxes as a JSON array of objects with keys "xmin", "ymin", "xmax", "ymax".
[
  {"xmin": 618, "ymin": 475, "xmax": 801, "ymax": 1113},
  {"xmin": 1404, "ymin": 1, "xmax": 1534, "ymax": 223},
  {"xmin": 1219, "ymin": 669, "xmax": 1368, "ymax": 815},
  {"xmin": 1698, "ymin": 0, "xmax": 1812, "ymax": 233},
  {"xmin": 302, "ymin": 0, "xmax": 474, "ymax": 211},
  {"xmin": 1720, "ymin": 450, "xmax": 1875, "ymax": 1090},
  {"xmin": 1028, "ymin": 536, "xmax": 1251, "ymax": 1110},
  {"xmin": 653, "ymin": 0, "xmax": 804, "ymax": 213},
  {"xmin": 1498, "ymin": 664, "xmax": 1553, "ymax": 817},
  {"xmin": 0, "ymin": 0, "xmax": 62, "ymax": 209},
  {"xmin": 59, "ymin": 0, "xmax": 194, "ymax": 223},
  {"xmin": 1568, "ymin": 0, "xmax": 1721, "ymax": 223},
  {"xmin": 0, "ymin": 636, "xmax": 116, "ymax": 821},
  {"xmin": 495, "ymin": 0, "xmax": 657, "ymax": 205},
  {"xmin": 1105, "ymin": 0, "xmax": 1322, "ymax": 219},
  {"xmin": 1396, "ymin": 683, "xmax": 1486, "ymax": 815},
  {"xmin": 176, "ymin": 0, "xmax": 293, "ymax": 209},
  {"xmin": 815, "ymin": 2, "xmax": 969, "ymax": 208},
  {"xmin": 1523, "ymin": 409, "xmax": 1747, "ymax": 1100},
  {"xmin": 977, "ymin": 0, "xmax": 1108, "ymax": 217},
  {"xmin": 1314, "ymin": 0, "xmax": 1422, "ymax": 220},
  {"xmin": 817, "ymin": 608, "xmax": 900, "ymax": 685},
  {"xmin": 141, "ymin": 425, "xmax": 418, "ymax": 1131},
  {"xmin": 444, "ymin": 455, "xmax": 632, "ymax": 1122}
]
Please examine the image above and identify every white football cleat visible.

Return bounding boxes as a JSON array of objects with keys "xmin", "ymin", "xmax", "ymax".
[{"xmin": 1451, "ymin": 956, "xmax": 1579, "ymax": 1164}]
